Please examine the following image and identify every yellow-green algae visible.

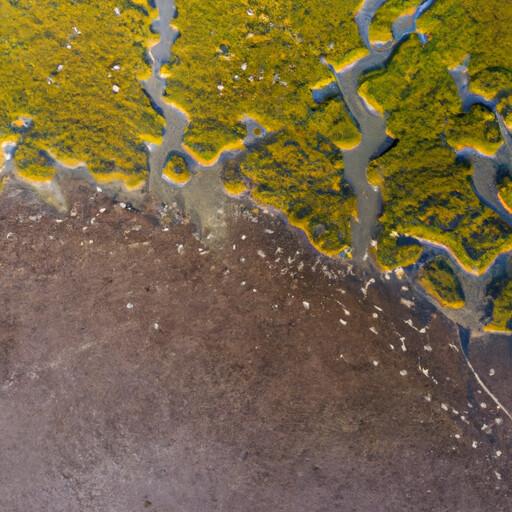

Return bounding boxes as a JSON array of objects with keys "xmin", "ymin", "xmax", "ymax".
[
  {"xmin": 0, "ymin": 0, "xmax": 163, "ymax": 185},
  {"xmin": 364, "ymin": 0, "xmax": 512, "ymax": 274},
  {"xmin": 162, "ymin": 152, "xmax": 191, "ymax": 186},
  {"xmin": 4, "ymin": 0, "xmax": 512, "ymax": 329},
  {"xmin": 368, "ymin": 0, "xmax": 418, "ymax": 44},
  {"xmin": 418, "ymin": 256, "xmax": 465, "ymax": 309},
  {"xmin": 240, "ymin": 122, "xmax": 356, "ymax": 255},
  {"xmin": 487, "ymin": 278, "xmax": 512, "ymax": 332},
  {"xmin": 167, "ymin": 0, "xmax": 364, "ymax": 253},
  {"xmin": 447, "ymin": 105, "xmax": 502, "ymax": 157},
  {"xmin": 416, "ymin": 1, "xmax": 512, "ymax": 100},
  {"xmin": 168, "ymin": 0, "xmax": 362, "ymax": 158},
  {"xmin": 498, "ymin": 177, "xmax": 512, "ymax": 213},
  {"xmin": 221, "ymin": 159, "xmax": 248, "ymax": 196}
]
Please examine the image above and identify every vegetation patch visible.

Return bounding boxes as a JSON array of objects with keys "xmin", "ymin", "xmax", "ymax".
[
  {"xmin": 0, "ymin": 0, "xmax": 163, "ymax": 185},
  {"xmin": 163, "ymin": 152, "xmax": 191, "ymax": 186},
  {"xmin": 167, "ymin": 0, "xmax": 364, "ymax": 252},
  {"xmin": 368, "ymin": 0, "xmax": 418, "ymax": 44},
  {"xmin": 498, "ymin": 176, "xmax": 512, "ymax": 213},
  {"xmin": 418, "ymin": 256, "xmax": 465, "ymax": 309},
  {"xmin": 487, "ymin": 265, "xmax": 512, "ymax": 332},
  {"xmin": 364, "ymin": 1, "xmax": 512, "ymax": 273}
]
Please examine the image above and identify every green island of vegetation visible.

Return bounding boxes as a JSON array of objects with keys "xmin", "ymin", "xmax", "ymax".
[
  {"xmin": 0, "ymin": 0, "xmax": 162, "ymax": 187},
  {"xmin": 498, "ymin": 176, "xmax": 512, "ymax": 213},
  {"xmin": 486, "ymin": 259, "xmax": 512, "ymax": 332},
  {"xmin": 364, "ymin": 0, "xmax": 512, "ymax": 273},
  {"xmin": 418, "ymin": 256, "xmax": 465, "ymax": 309},
  {"xmin": 162, "ymin": 152, "xmax": 191, "ymax": 186}
]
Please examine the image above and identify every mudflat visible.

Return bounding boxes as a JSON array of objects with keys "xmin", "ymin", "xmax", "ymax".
[{"xmin": 0, "ymin": 180, "xmax": 510, "ymax": 511}]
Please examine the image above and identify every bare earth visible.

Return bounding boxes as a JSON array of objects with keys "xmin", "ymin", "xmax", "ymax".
[{"xmin": 0, "ymin": 179, "xmax": 511, "ymax": 511}]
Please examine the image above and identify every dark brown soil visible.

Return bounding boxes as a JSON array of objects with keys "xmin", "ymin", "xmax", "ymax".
[{"xmin": 0, "ymin": 180, "xmax": 510, "ymax": 511}]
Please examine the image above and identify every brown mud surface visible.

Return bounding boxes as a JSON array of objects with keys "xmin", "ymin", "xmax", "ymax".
[{"xmin": 0, "ymin": 179, "xmax": 511, "ymax": 511}]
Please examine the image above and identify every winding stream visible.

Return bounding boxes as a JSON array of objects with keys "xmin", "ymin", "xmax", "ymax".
[{"xmin": 313, "ymin": 0, "xmax": 435, "ymax": 262}]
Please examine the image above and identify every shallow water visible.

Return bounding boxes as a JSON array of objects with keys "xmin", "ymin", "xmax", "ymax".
[
  {"xmin": 451, "ymin": 64, "xmax": 512, "ymax": 228},
  {"xmin": 313, "ymin": 0, "xmax": 436, "ymax": 262}
]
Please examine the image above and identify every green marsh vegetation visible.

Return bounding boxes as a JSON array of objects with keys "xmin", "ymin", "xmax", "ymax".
[
  {"xmin": 488, "ymin": 273, "xmax": 512, "ymax": 332},
  {"xmin": 418, "ymin": 256, "xmax": 465, "ymax": 309},
  {"xmin": 498, "ymin": 176, "xmax": 512, "ymax": 213},
  {"xmin": 3, "ymin": 0, "xmax": 512, "ymax": 329},
  {"xmin": 368, "ymin": 0, "xmax": 418, "ymax": 44},
  {"xmin": 0, "ymin": 0, "xmax": 163, "ymax": 186},
  {"xmin": 239, "ymin": 124, "xmax": 356, "ymax": 255},
  {"xmin": 168, "ymin": 0, "xmax": 363, "ymax": 159},
  {"xmin": 168, "ymin": 0, "xmax": 512, "ymax": 320},
  {"xmin": 162, "ymin": 152, "xmax": 191, "ymax": 185},
  {"xmin": 364, "ymin": 0, "xmax": 512, "ymax": 274},
  {"xmin": 167, "ymin": 0, "xmax": 364, "ymax": 253}
]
